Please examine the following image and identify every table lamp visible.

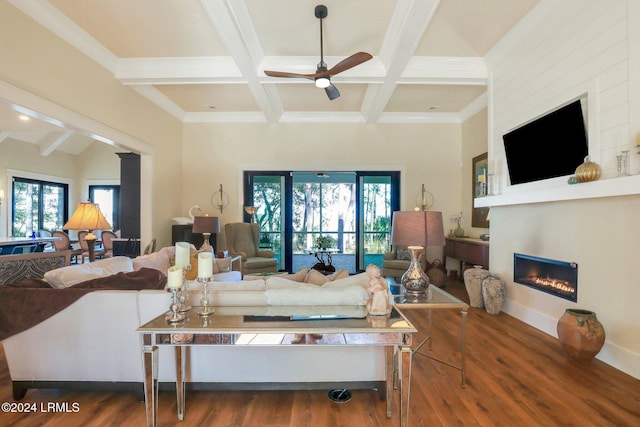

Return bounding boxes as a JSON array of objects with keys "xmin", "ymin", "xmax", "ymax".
[
  {"xmin": 192, "ymin": 215, "xmax": 220, "ymax": 254},
  {"xmin": 63, "ymin": 202, "xmax": 112, "ymax": 262},
  {"xmin": 391, "ymin": 210, "xmax": 445, "ymax": 302}
]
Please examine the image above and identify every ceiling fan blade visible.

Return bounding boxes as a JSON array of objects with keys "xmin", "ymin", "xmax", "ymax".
[
  {"xmin": 264, "ymin": 70, "xmax": 315, "ymax": 80},
  {"xmin": 323, "ymin": 52, "xmax": 373, "ymax": 77},
  {"xmin": 325, "ymin": 84, "xmax": 340, "ymax": 101}
]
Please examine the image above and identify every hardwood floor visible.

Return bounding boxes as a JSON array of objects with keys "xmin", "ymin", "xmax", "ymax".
[{"xmin": 0, "ymin": 279, "xmax": 638, "ymax": 426}]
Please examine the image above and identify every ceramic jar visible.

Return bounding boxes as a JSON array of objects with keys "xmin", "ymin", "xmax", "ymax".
[
  {"xmin": 481, "ymin": 275, "xmax": 506, "ymax": 314},
  {"xmin": 463, "ymin": 265, "xmax": 489, "ymax": 308},
  {"xmin": 556, "ymin": 309, "xmax": 605, "ymax": 362}
]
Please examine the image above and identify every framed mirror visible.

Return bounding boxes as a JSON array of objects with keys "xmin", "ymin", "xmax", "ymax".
[{"xmin": 472, "ymin": 153, "xmax": 490, "ymax": 228}]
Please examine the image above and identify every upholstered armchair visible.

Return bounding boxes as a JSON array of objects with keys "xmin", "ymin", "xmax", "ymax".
[
  {"xmin": 224, "ymin": 222, "xmax": 278, "ymax": 276},
  {"xmin": 382, "ymin": 246, "xmax": 428, "ymax": 280}
]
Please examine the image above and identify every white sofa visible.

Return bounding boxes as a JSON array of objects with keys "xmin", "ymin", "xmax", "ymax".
[{"xmin": 3, "ymin": 253, "xmax": 385, "ymax": 399}]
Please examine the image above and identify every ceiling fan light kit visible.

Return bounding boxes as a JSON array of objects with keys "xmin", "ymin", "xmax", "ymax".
[{"xmin": 263, "ymin": 4, "xmax": 372, "ymax": 101}]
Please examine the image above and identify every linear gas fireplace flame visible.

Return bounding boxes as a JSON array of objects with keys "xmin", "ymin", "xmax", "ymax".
[{"xmin": 513, "ymin": 253, "xmax": 578, "ymax": 302}]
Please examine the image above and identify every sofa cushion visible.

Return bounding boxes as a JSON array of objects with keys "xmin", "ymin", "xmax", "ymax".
[
  {"xmin": 44, "ymin": 256, "xmax": 134, "ymax": 288},
  {"xmin": 304, "ymin": 269, "xmax": 330, "ymax": 285},
  {"xmin": 265, "ymin": 285, "xmax": 369, "ymax": 306},
  {"xmin": 265, "ymin": 276, "xmax": 308, "ymax": 289},
  {"xmin": 132, "ymin": 247, "xmax": 174, "ymax": 275}
]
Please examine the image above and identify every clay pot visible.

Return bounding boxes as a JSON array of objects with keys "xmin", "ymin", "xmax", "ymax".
[
  {"xmin": 481, "ymin": 275, "xmax": 505, "ymax": 314},
  {"xmin": 556, "ymin": 309, "xmax": 605, "ymax": 362},
  {"xmin": 463, "ymin": 265, "xmax": 489, "ymax": 308}
]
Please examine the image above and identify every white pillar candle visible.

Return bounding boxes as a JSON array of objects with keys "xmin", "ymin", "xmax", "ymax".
[
  {"xmin": 175, "ymin": 242, "xmax": 190, "ymax": 267},
  {"xmin": 167, "ymin": 265, "xmax": 184, "ymax": 288},
  {"xmin": 198, "ymin": 252, "xmax": 213, "ymax": 278}
]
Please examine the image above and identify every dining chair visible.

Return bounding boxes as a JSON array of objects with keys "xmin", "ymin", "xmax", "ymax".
[
  {"xmin": 51, "ymin": 230, "xmax": 82, "ymax": 264},
  {"xmin": 100, "ymin": 230, "xmax": 118, "ymax": 258}
]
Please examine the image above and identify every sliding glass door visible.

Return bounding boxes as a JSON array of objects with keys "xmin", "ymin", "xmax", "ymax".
[{"xmin": 244, "ymin": 171, "xmax": 399, "ymax": 274}]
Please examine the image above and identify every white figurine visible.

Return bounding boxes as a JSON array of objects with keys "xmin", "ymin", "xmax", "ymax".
[{"xmin": 366, "ymin": 264, "xmax": 392, "ymax": 316}]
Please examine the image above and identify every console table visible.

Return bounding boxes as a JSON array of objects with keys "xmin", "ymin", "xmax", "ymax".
[
  {"xmin": 138, "ymin": 306, "xmax": 416, "ymax": 427},
  {"xmin": 444, "ymin": 237, "xmax": 489, "ymax": 275}
]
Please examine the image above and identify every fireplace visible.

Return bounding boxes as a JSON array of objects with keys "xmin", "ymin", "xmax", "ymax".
[{"xmin": 513, "ymin": 253, "xmax": 578, "ymax": 302}]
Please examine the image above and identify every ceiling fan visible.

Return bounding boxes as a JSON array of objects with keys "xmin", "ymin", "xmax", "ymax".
[{"xmin": 263, "ymin": 4, "xmax": 372, "ymax": 101}]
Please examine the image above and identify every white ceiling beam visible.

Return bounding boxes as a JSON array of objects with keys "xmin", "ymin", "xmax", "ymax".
[
  {"xmin": 0, "ymin": 132, "xmax": 11, "ymax": 143},
  {"xmin": 38, "ymin": 130, "xmax": 74, "ymax": 157},
  {"xmin": 362, "ymin": 0, "xmax": 441, "ymax": 123},
  {"xmin": 115, "ymin": 55, "xmax": 486, "ymax": 86},
  {"xmin": 201, "ymin": 0, "xmax": 282, "ymax": 123}
]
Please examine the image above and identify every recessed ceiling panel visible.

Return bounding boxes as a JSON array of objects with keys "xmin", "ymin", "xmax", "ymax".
[
  {"xmin": 50, "ymin": 0, "xmax": 228, "ymax": 57},
  {"xmin": 155, "ymin": 84, "xmax": 259, "ymax": 112},
  {"xmin": 385, "ymin": 84, "xmax": 487, "ymax": 113},
  {"xmin": 416, "ymin": 0, "xmax": 539, "ymax": 56},
  {"xmin": 274, "ymin": 83, "xmax": 369, "ymax": 112},
  {"xmin": 246, "ymin": 0, "xmax": 394, "ymax": 57}
]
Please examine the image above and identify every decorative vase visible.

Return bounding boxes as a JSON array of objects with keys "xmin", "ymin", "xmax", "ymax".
[
  {"xmin": 556, "ymin": 309, "xmax": 605, "ymax": 362},
  {"xmin": 454, "ymin": 223, "xmax": 465, "ymax": 237},
  {"xmin": 463, "ymin": 265, "xmax": 489, "ymax": 308},
  {"xmin": 481, "ymin": 275, "xmax": 505, "ymax": 314},
  {"xmin": 574, "ymin": 156, "xmax": 601, "ymax": 183}
]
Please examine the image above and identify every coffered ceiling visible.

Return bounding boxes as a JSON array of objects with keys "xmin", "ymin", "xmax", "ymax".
[{"xmin": 2, "ymin": 0, "xmax": 539, "ymax": 154}]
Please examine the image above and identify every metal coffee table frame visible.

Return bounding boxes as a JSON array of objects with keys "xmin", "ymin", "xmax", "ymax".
[{"xmin": 394, "ymin": 285, "xmax": 469, "ymax": 387}]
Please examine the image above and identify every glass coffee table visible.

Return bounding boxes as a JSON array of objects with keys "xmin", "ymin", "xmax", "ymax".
[
  {"xmin": 394, "ymin": 284, "xmax": 469, "ymax": 387},
  {"xmin": 138, "ymin": 306, "xmax": 417, "ymax": 427}
]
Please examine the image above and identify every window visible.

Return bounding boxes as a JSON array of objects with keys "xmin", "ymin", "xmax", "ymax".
[
  {"xmin": 244, "ymin": 171, "xmax": 399, "ymax": 273},
  {"xmin": 89, "ymin": 185, "xmax": 120, "ymax": 231},
  {"xmin": 12, "ymin": 177, "xmax": 69, "ymax": 237}
]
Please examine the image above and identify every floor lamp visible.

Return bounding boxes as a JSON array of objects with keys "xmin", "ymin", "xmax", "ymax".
[
  {"xmin": 64, "ymin": 202, "xmax": 112, "ymax": 262},
  {"xmin": 192, "ymin": 215, "xmax": 220, "ymax": 254},
  {"xmin": 390, "ymin": 210, "xmax": 445, "ymax": 302}
]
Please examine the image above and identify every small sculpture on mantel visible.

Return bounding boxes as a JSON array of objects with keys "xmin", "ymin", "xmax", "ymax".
[{"xmin": 366, "ymin": 264, "xmax": 392, "ymax": 316}]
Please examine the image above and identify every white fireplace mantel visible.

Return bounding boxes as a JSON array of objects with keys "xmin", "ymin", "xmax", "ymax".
[{"xmin": 475, "ymin": 174, "xmax": 640, "ymax": 207}]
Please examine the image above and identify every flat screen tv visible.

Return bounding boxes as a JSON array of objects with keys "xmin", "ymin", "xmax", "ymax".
[{"xmin": 503, "ymin": 99, "xmax": 588, "ymax": 186}]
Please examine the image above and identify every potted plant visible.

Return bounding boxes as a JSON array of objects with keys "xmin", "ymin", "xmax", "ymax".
[{"xmin": 315, "ymin": 236, "xmax": 335, "ymax": 250}]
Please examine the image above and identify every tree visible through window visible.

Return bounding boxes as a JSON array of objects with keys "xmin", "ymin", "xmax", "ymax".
[{"xmin": 12, "ymin": 177, "xmax": 68, "ymax": 237}]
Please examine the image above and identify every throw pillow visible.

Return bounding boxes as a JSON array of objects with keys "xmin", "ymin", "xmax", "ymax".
[
  {"xmin": 132, "ymin": 248, "xmax": 172, "ymax": 274},
  {"xmin": 396, "ymin": 247, "xmax": 411, "ymax": 260},
  {"xmin": 279, "ymin": 267, "xmax": 308, "ymax": 282},
  {"xmin": 184, "ymin": 252, "xmax": 221, "ymax": 280},
  {"xmin": 43, "ymin": 256, "xmax": 134, "ymax": 289},
  {"xmin": 321, "ymin": 271, "xmax": 369, "ymax": 289},
  {"xmin": 304, "ymin": 269, "xmax": 329, "ymax": 285},
  {"xmin": 326, "ymin": 269, "xmax": 349, "ymax": 281}
]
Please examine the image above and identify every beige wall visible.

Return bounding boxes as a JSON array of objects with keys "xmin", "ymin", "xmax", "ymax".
[
  {"xmin": 461, "ymin": 108, "xmax": 490, "ymax": 237},
  {"xmin": 0, "ymin": 2, "xmax": 183, "ymax": 248},
  {"xmin": 183, "ymin": 121, "xmax": 464, "ymax": 260}
]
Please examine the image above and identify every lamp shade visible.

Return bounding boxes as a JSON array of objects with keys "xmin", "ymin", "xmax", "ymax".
[
  {"xmin": 192, "ymin": 216, "xmax": 220, "ymax": 234},
  {"xmin": 63, "ymin": 202, "xmax": 112, "ymax": 231},
  {"xmin": 390, "ymin": 211, "xmax": 445, "ymax": 247}
]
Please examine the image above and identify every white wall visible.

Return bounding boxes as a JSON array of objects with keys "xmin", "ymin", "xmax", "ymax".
[{"xmin": 486, "ymin": 0, "xmax": 639, "ymax": 378}]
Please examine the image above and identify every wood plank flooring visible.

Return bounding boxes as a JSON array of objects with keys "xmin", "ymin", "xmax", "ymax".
[{"xmin": 0, "ymin": 279, "xmax": 638, "ymax": 426}]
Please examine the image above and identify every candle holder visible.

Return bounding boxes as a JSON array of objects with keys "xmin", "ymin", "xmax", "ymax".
[
  {"xmin": 197, "ymin": 276, "xmax": 215, "ymax": 317},
  {"xmin": 166, "ymin": 287, "xmax": 186, "ymax": 323},
  {"xmin": 178, "ymin": 265, "xmax": 192, "ymax": 312},
  {"xmin": 617, "ymin": 150, "xmax": 630, "ymax": 177}
]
